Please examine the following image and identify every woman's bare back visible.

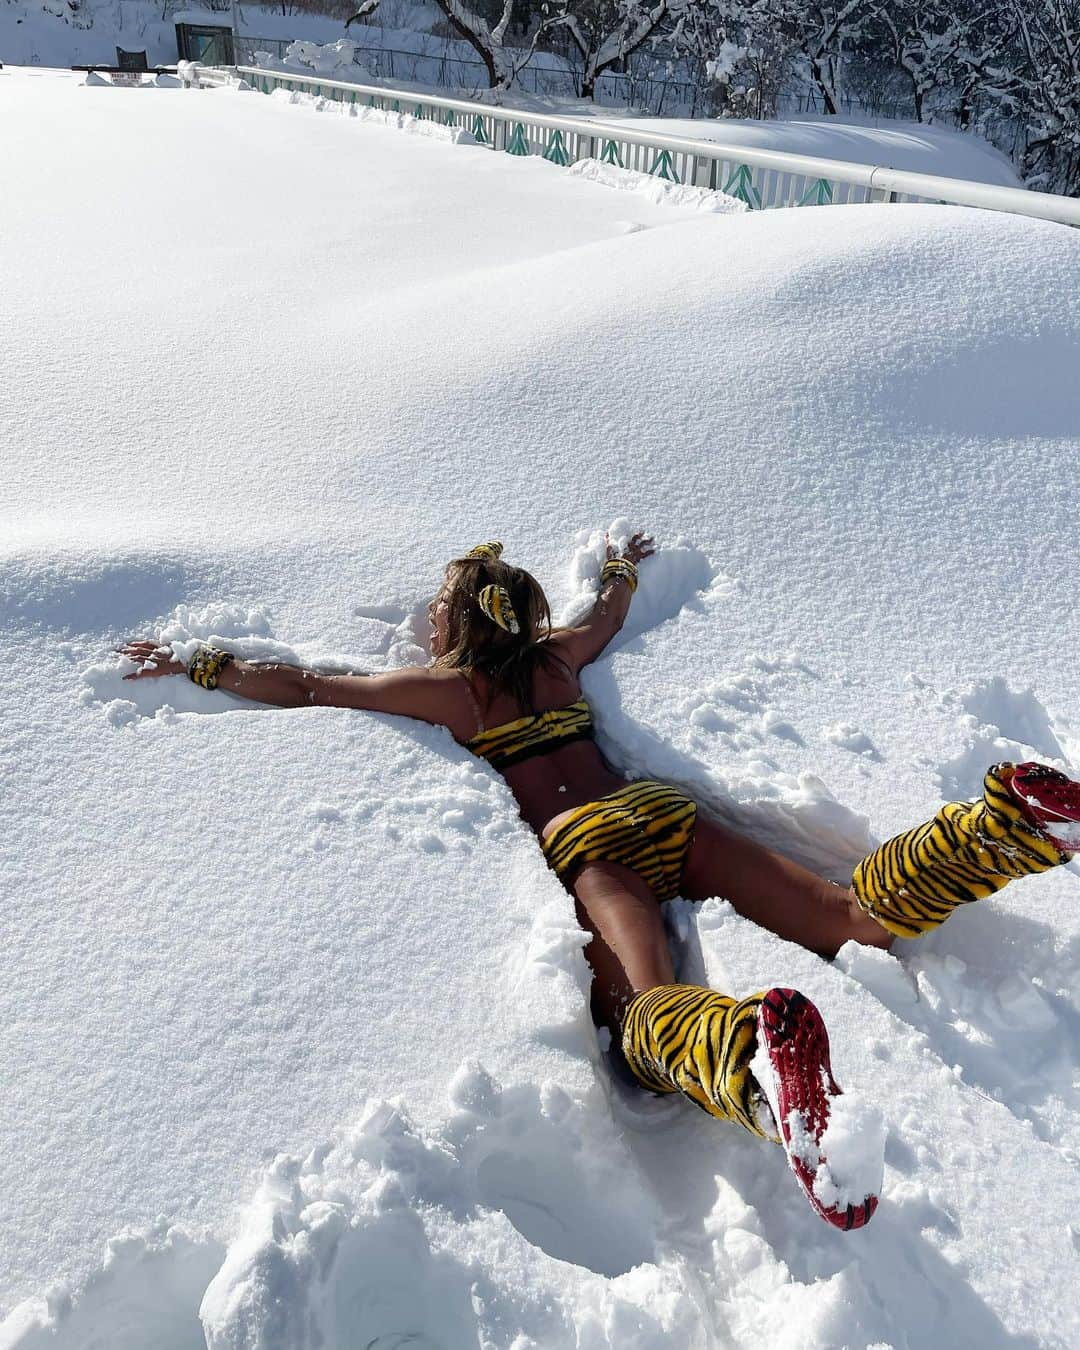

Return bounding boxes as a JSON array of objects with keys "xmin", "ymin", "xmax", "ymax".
[{"xmin": 462, "ymin": 640, "xmax": 626, "ymax": 836}]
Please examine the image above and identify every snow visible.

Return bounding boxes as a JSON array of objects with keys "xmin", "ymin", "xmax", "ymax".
[
  {"xmin": 749, "ymin": 1012, "xmax": 886, "ymax": 1215},
  {"xmin": 0, "ymin": 0, "xmax": 575, "ymax": 85},
  {"xmin": 592, "ymin": 112, "xmax": 1025, "ymax": 187},
  {"xmin": 1, "ymin": 0, "xmax": 1024, "ymax": 189},
  {"xmin": 0, "ymin": 0, "xmax": 178, "ymax": 68},
  {"xmin": 824, "ymin": 722, "xmax": 879, "ymax": 758},
  {"xmin": 267, "ymin": 85, "xmax": 474, "ymax": 145},
  {"xmin": 810, "ymin": 1095, "xmax": 887, "ymax": 1213},
  {"xmin": 282, "ymin": 38, "xmax": 357, "ymax": 78},
  {"xmin": 2, "ymin": 66, "xmax": 1080, "ymax": 1349},
  {"xmin": 567, "ymin": 157, "xmax": 746, "ymax": 214}
]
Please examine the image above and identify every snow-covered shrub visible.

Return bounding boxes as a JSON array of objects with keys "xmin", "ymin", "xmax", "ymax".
[{"xmin": 284, "ymin": 37, "xmax": 357, "ymax": 76}]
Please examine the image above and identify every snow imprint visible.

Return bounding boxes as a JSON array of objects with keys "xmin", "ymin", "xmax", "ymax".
[{"xmin": 3, "ymin": 68, "xmax": 1079, "ymax": 1350}]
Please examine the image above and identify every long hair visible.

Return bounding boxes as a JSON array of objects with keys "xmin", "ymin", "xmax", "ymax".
[{"xmin": 432, "ymin": 555, "xmax": 569, "ymax": 713}]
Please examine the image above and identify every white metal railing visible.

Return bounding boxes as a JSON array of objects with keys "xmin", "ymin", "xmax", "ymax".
[{"xmin": 193, "ymin": 65, "xmax": 1080, "ymax": 228}]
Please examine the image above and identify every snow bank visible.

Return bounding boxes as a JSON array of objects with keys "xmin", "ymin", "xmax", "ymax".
[
  {"xmin": 283, "ymin": 39, "xmax": 356, "ymax": 78},
  {"xmin": 568, "ymin": 157, "xmax": 746, "ymax": 214},
  {"xmin": 2, "ymin": 68, "xmax": 1079, "ymax": 1349},
  {"xmin": 267, "ymin": 84, "xmax": 473, "ymax": 145},
  {"xmin": 591, "ymin": 111, "xmax": 1024, "ymax": 188}
]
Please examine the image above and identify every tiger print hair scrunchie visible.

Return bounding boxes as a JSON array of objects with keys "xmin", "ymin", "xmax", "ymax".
[
  {"xmin": 464, "ymin": 542, "xmax": 519, "ymax": 633},
  {"xmin": 466, "ymin": 541, "xmax": 503, "ymax": 561},
  {"xmin": 478, "ymin": 583, "xmax": 520, "ymax": 635}
]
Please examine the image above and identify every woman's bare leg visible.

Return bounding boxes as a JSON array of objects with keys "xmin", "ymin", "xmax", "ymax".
[
  {"xmin": 681, "ymin": 813, "xmax": 893, "ymax": 958},
  {"xmin": 571, "ymin": 861, "xmax": 674, "ymax": 1031}
]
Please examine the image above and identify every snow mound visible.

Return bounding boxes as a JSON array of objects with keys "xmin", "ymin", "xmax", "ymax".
[
  {"xmin": 936, "ymin": 675, "xmax": 1071, "ymax": 799},
  {"xmin": 269, "ymin": 84, "xmax": 473, "ymax": 144},
  {"xmin": 568, "ymin": 157, "xmax": 747, "ymax": 213},
  {"xmin": 608, "ymin": 112, "xmax": 1023, "ymax": 187},
  {"xmin": 284, "ymin": 38, "xmax": 356, "ymax": 77},
  {"xmin": 824, "ymin": 721, "xmax": 879, "ymax": 759}
]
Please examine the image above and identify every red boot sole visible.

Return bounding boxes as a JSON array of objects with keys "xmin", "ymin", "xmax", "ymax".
[
  {"xmin": 1010, "ymin": 763, "xmax": 1080, "ymax": 851},
  {"xmin": 757, "ymin": 988, "xmax": 878, "ymax": 1231},
  {"xmin": 1011, "ymin": 762, "xmax": 1080, "ymax": 823}
]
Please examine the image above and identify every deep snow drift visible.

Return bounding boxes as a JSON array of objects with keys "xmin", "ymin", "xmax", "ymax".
[
  {"xmin": 590, "ymin": 111, "xmax": 1023, "ymax": 187},
  {"xmin": 1, "ymin": 71, "xmax": 1079, "ymax": 1349}
]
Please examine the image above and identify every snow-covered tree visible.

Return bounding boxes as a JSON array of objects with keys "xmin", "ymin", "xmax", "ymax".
[
  {"xmin": 552, "ymin": 0, "xmax": 693, "ymax": 101},
  {"xmin": 943, "ymin": 4, "xmax": 1018, "ymax": 131},
  {"xmin": 870, "ymin": 0, "xmax": 972, "ymax": 120},
  {"xmin": 664, "ymin": 0, "xmax": 794, "ymax": 117},
  {"xmin": 1009, "ymin": 0, "xmax": 1080, "ymax": 193},
  {"xmin": 344, "ymin": 1, "xmax": 381, "ymax": 29},
  {"xmin": 428, "ymin": 0, "xmax": 558, "ymax": 94},
  {"xmin": 774, "ymin": 0, "xmax": 873, "ymax": 114}
]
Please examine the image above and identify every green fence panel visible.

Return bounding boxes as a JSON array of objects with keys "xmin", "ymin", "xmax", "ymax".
[
  {"xmin": 650, "ymin": 148, "xmax": 678, "ymax": 182},
  {"xmin": 543, "ymin": 129, "xmax": 569, "ymax": 166},
  {"xmin": 600, "ymin": 139, "xmax": 623, "ymax": 167},
  {"xmin": 506, "ymin": 122, "xmax": 530, "ymax": 156},
  {"xmin": 798, "ymin": 177, "xmax": 833, "ymax": 206},
  {"xmin": 723, "ymin": 163, "xmax": 762, "ymax": 209}
]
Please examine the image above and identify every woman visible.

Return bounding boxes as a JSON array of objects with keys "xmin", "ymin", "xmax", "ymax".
[{"xmin": 120, "ymin": 538, "xmax": 1079, "ymax": 1230}]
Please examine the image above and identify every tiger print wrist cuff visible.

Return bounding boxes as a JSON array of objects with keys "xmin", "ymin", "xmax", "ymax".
[
  {"xmin": 600, "ymin": 557, "xmax": 639, "ymax": 593},
  {"xmin": 187, "ymin": 645, "xmax": 234, "ymax": 690}
]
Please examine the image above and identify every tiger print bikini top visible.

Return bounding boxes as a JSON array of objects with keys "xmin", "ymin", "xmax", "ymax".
[{"xmin": 465, "ymin": 693, "xmax": 595, "ymax": 771}]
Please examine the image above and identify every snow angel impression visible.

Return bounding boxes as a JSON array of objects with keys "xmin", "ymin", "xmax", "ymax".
[{"xmin": 120, "ymin": 538, "xmax": 1080, "ymax": 1229}]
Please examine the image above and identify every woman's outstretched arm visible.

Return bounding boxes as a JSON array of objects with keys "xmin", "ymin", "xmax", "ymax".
[
  {"xmin": 118, "ymin": 641, "xmax": 453, "ymax": 723},
  {"xmin": 553, "ymin": 532, "xmax": 654, "ymax": 672}
]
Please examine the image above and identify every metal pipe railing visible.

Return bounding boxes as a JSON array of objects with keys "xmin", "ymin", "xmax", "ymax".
[{"xmin": 193, "ymin": 65, "xmax": 1080, "ymax": 228}]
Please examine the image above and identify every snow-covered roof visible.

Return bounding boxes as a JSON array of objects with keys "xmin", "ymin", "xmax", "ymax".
[{"xmin": 171, "ymin": 10, "xmax": 231, "ymax": 26}]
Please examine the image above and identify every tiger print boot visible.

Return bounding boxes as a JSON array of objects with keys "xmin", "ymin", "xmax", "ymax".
[
  {"xmin": 622, "ymin": 984, "xmax": 771, "ymax": 1136},
  {"xmin": 621, "ymin": 983, "xmax": 879, "ymax": 1229},
  {"xmin": 852, "ymin": 762, "xmax": 1071, "ymax": 939}
]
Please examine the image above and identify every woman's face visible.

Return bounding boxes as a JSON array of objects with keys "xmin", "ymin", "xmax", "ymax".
[{"xmin": 428, "ymin": 580, "xmax": 451, "ymax": 658}]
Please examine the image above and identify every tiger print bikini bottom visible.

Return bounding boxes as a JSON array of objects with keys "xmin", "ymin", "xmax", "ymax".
[{"xmin": 541, "ymin": 781, "xmax": 698, "ymax": 902}]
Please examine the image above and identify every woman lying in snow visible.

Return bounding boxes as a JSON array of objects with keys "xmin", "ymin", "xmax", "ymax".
[{"xmin": 120, "ymin": 539, "xmax": 1080, "ymax": 1230}]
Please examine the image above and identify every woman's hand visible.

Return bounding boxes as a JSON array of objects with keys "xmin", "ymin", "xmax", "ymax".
[
  {"xmin": 606, "ymin": 531, "xmax": 655, "ymax": 565},
  {"xmin": 118, "ymin": 640, "xmax": 186, "ymax": 680}
]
